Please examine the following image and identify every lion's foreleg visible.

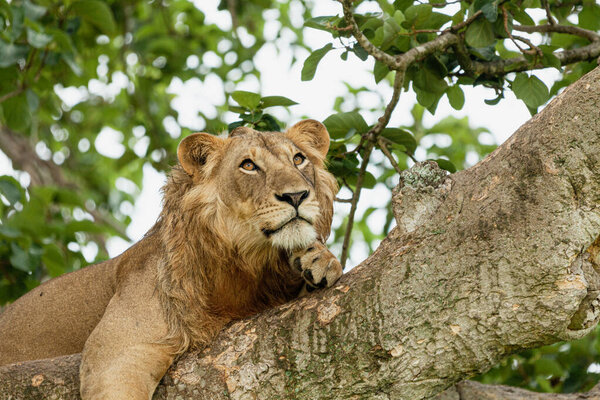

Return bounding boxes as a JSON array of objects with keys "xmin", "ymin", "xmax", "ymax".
[{"xmin": 80, "ymin": 272, "xmax": 176, "ymax": 400}]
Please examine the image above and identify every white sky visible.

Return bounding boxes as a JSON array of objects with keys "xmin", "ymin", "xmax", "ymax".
[{"xmin": 0, "ymin": 0, "xmax": 562, "ymax": 267}]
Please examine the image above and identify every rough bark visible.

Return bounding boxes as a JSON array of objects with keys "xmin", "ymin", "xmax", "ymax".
[{"xmin": 1, "ymin": 67, "xmax": 600, "ymax": 399}]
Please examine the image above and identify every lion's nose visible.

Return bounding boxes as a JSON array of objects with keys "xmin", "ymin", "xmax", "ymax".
[{"xmin": 275, "ymin": 190, "xmax": 309, "ymax": 209}]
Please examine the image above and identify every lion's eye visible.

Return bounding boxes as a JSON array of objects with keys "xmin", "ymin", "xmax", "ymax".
[
  {"xmin": 293, "ymin": 153, "xmax": 305, "ymax": 166},
  {"xmin": 240, "ymin": 159, "xmax": 258, "ymax": 171}
]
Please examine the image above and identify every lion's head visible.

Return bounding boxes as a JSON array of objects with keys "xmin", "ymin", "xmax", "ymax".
[
  {"xmin": 172, "ymin": 119, "xmax": 337, "ymax": 255},
  {"xmin": 156, "ymin": 120, "xmax": 338, "ymax": 351}
]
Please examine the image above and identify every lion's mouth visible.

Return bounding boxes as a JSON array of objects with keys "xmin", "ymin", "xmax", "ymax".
[{"xmin": 261, "ymin": 216, "xmax": 312, "ymax": 237}]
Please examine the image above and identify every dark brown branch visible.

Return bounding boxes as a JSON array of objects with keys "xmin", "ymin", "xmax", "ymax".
[
  {"xmin": 472, "ymin": 40, "xmax": 600, "ymax": 75},
  {"xmin": 335, "ymin": 196, "xmax": 353, "ymax": 203},
  {"xmin": 377, "ymin": 137, "xmax": 404, "ymax": 174},
  {"xmin": 514, "ymin": 24, "xmax": 600, "ymax": 43},
  {"xmin": 541, "ymin": 0, "xmax": 556, "ymax": 26}
]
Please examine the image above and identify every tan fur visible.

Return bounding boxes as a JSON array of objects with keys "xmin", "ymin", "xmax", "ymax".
[{"xmin": 0, "ymin": 120, "xmax": 341, "ymax": 399}]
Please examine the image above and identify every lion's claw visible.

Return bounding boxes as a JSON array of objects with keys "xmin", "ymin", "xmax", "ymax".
[{"xmin": 290, "ymin": 242, "xmax": 342, "ymax": 294}]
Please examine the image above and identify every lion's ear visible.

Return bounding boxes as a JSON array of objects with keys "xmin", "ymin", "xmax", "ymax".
[
  {"xmin": 177, "ymin": 133, "xmax": 222, "ymax": 176},
  {"xmin": 285, "ymin": 119, "xmax": 330, "ymax": 158}
]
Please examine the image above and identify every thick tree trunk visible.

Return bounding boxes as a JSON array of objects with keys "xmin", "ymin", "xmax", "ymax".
[{"xmin": 1, "ymin": 66, "xmax": 600, "ymax": 399}]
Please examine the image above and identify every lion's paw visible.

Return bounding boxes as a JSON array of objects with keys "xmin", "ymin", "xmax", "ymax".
[{"xmin": 290, "ymin": 243, "xmax": 342, "ymax": 293}]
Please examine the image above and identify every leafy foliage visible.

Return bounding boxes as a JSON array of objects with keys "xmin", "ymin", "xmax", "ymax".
[{"xmin": 0, "ymin": 0, "xmax": 599, "ymax": 394}]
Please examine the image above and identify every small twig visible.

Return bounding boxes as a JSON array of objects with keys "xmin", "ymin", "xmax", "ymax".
[
  {"xmin": 514, "ymin": 24, "xmax": 600, "ymax": 43},
  {"xmin": 340, "ymin": 70, "xmax": 406, "ymax": 268},
  {"xmin": 513, "ymin": 35, "xmax": 543, "ymax": 56},
  {"xmin": 226, "ymin": 0, "xmax": 240, "ymax": 38},
  {"xmin": 377, "ymin": 137, "xmax": 403, "ymax": 175},
  {"xmin": 542, "ymin": 0, "xmax": 556, "ymax": 25},
  {"xmin": 502, "ymin": 6, "xmax": 528, "ymax": 54},
  {"xmin": 449, "ymin": 10, "xmax": 483, "ymax": 33},
  {"xmin": 340, "ymin": 143, "xmax": 374, "ymax": 268},
  {"xmin": 341, "ymin": 177, "xmax": 354, "ymax": 195},
  {"xmin": 366, "ymin": 69, "xmax": 406, "ymax": 140},
  {"xmin": 0, "ymin": 87, "xmax": 25, "ymax": 104},
  {"xmin": 335, "ymin": 197, "xmax": 353, "ymax": 203},
  {"xmin": 397, "ymin": 28, "xmax": 444, "ymax": 36},
  {"xmin": 326, "ymin": 23, "xmax": 353, "ymax": 32}
]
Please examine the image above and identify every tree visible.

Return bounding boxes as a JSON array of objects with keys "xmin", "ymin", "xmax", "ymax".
[{"xmin": 0, "ymin": 0, "xmax": 599, "ymax": 398}]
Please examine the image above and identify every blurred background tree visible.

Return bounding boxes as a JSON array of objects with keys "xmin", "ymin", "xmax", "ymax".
[{"xmin": 0, "ymin": 0, "xmax": 599, "ymax": 394}]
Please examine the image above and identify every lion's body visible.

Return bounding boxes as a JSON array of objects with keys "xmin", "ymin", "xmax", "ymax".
[
  {"xmin": 0, "ymin": 257, "xmax": 116, "ymax": 364},
  {"xmin": 0, "ymin": 120, "xmax": 342, "ymax": 399}
]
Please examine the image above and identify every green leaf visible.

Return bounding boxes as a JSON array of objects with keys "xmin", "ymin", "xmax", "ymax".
[
  {"xmin": 0, "ymin": 40, "xmax": 28, "ymax": 67},
  {"xmin": 7, "ymin": 5, "xmax": 24, "ymax": 41},
  {"xmin": 380, "ymin": 128, "xmax": 417, "ymax": 154},
  {"xmin": 61, "ymin": 53, "xmax": 82, "ymax": 76},
  {"xmin": 231, "ymin": 91, "xmax": 262, "ymax": 110},
  {"xmin": 260, "ymin": 96, "xmax": 298, "ymax": 108},
  {"xmin": 578, "ymin": 4, "xmax": 600, "ymax": 31},
  {"xmin": 10, "ymin": 243, "xmax": 34, "ymax": 273},
  {"xmin": 446, "ymin": 85, "xmax": 465, "ymax": 110},
  {"xmin": 421, "ymin": 12, "xmax": 451, "ymax": 29},
  {"xmin": 228, "ymin": 105, "xmax": 247, "ymax": 113},
  {"xmin": 346, "ymin": 171, "xmax": 377, "ymax": 189},
  {"xmin": 0, "ymin": 176, "xmax": 23, "ymax": 204},
  {"xmin": 65, "ymin": 220, "xmax": 110, "ymax": 235},
  {"xmin": 352, "ymin": 43, "xmax": 368, "ymax": 61},
  {"xmin": 382, "ymin": 15, "xmax": 403, "ymax": 49},
  {"xmin": 377, "ymin": 0, "xmax": 395, "ymax": 15},
  {"xmin": 484, "ymin": 94, "xmax": 503, "ymax": 105},
  {"xmin": 413, "ymin": 64, "xmax": 448, "ymax": 94},
  {"xmin": 25, "ymin": 88, "xmax": 39, "ymax": 112},
  {"xmin": 304, "ymin": 16, "xmax": 340, "ymax": 32},
  {"xmin": 42, "ymin": 244, "xmax": 65, "ymax": 277},
  {"xmin": 534, "ymin": 358, "xmax": 564, "ymax": 377},
  {"xmin": 301, "ymin": 43, "xmax": 333, "ymax": 81},
  {"xmin": 23, "ymin": 0, "xmax": 46, "ymax": 20},
  {"xmin": 465, "ymin": 18, "xmax": 496, "ymax": 48},
  {"xmin": 2, "ymin": 93, "xmax": 31, "ymax": 131},
  {"xmin": 415, "ymin": 86, "xmax": 438, "ymax": 108},
  {"xmin": 26, "ymin": 28, "xmax": 52, "ymax": 48},
  {"xmin": 512, "ymin": 73, "xmax": 549, "ymax": 108},
  {"xmin": 240, "ymin": 111, "xmax": 263, "ymax": 124},
  {"xmin": 374, "ymin": 60, "xmax": 390, "ymax": 83},
  {"xmin": 362, "ymin": 171, "xmax": 377, "ymax": 189},
  {"xmin": 473, "ymin": 0, "xmax": 498, "ymax": 22},
  {"xmin": 0, "ymin": 224, "xmax": 20, "ymax": 239},
  {"xmin": 510, "ymin": 8, "xmax": 534, "ymax": 26},
  {"xmin": 431, "ymin": 158, "xmax": 456, "ymax": 173},
  {"xmin": 403, "ymin": 4, "xmax": 432, "ymax": 27},
  {"xmin": 539, "ymin": 45, "xmax": 561, "ymax": 70},
  {"xmin": 70, "ymin": 0, "xmax": 116, "ymax": 35},
  {"xmin": 323, "ymin": 112, "xmax": 369, "ymax": 139}
]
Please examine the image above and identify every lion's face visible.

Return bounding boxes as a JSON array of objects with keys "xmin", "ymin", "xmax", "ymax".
[{"xmin": 176, "ymin": 120, "xmax": 337, "ymax": 253}]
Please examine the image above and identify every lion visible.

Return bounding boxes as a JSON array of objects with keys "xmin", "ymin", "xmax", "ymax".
[{"xmin": 0, "ymin": 119, "xmax": 342, "ymax": 399}]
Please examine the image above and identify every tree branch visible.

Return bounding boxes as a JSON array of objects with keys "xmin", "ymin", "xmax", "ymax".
[
  {"xmin": 471, "ymin": 40, "xmax": 600, "ymax": 76},
  {"xmin": 340, "ymin": 69, "xmax": 405, "ymax": 268},
  {"xmin": 0, "ymin": 126, "xmax": 129, "ymax": 240},
  {"xmin": 436, "ymin": 380, "xmax": 600, "ymax": 399},
  {"xmin": 514, "ymin": 24, "xmax": 600, "ymax": 43}
]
